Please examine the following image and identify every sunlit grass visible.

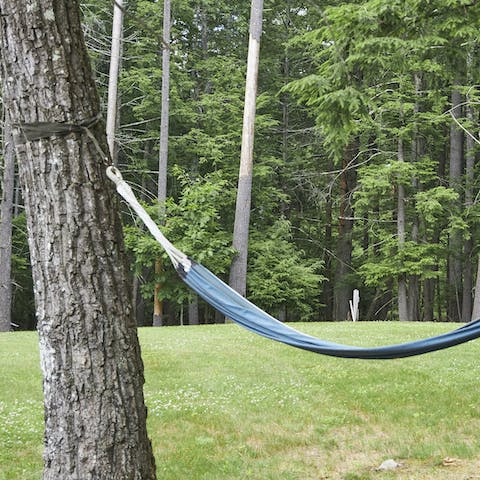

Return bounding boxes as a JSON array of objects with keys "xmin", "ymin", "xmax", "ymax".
[{"xmin": 2, "ymin": 322, "xmax": 480, "ymax": 479}]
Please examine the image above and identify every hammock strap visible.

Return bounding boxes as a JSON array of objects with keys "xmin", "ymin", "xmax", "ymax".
[{"xmin": 106, "ymin": 166, "xmax": 191, "ymax": 272}]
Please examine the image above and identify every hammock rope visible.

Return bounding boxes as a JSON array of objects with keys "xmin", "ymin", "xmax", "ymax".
[
  {"xmin": 107, "ymin": 166, "xmax": 191, "ymax": 270},
  {"xmin": 107, "ymin": 166, "xmax": 480, "ymax": 359}
]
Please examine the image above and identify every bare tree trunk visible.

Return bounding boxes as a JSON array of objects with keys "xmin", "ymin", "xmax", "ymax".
[
  {"xmin": 423, "ymin": 278, "xmax": 435, "ymax": 321},
  {"xmin": 153, "ymin": 258, "xmax": 163, "ymax": 326},
  {"xmin": 321, "ymin": 187, "xmax": 334, "ymax": 320},
  {"xmin": 0, "ymin": 1, "xmax": 156, "ymax": 477},
  {"xmin": 188, "ymin": 296, "xmax": 199, "ymax": 325},
  {"xmin": 408, "ymin": 73, "xmax": 422, "ymax": 321},
  {"xmin": 448, "ymin": 86, "xmax": 464, "ymax": 322},
  {"xmin": 424, "ymin": 144, "xmax": 447, "ymax": 322},
  {"xmin": 472, "ymin": 257, "xmax": 480, "ymax": 321},
  {"xmin": 133, "ymin": 273, "xmax": 147, "ymax": 326},
  {"xmin": 106, "ymin": 0, "xmax": 124, "ymax": 163},
  {"xmin": 333, "ymin": 141, "xmax": 357, "ymax": 321},
  {"xmin": 0, "ymin": 118, "xmax": 14, "ymax": 332},
  {"xmin": 158, "ymin": 0, "xmax": 170, "ymax": 205},
  {"xmin": 465, "ymin": 104, "xmax": 475, "ymax": 321},
  {"xmin": 397, "ymin": 137, "xmax": 408, "ymax": 322},
  {"xmin": 229, "ymin": 0, "xmax": 264, "ymax": 297}
]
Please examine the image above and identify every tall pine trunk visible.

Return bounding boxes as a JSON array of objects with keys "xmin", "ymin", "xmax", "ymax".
[
  {"xmin": 188, "ymin": 296, "xmax": 200, "ymax": 325},
  {"xmin": 462, "ymin": 103, "xmax": 475, "ymax": 322},
  {"xmin": 408, "ymin": 73, "xmax": 423, "ymax": 321},
  {"xmin": 0, "ymin": 1, "xmax": 156, "ymax": 477},
  {"xmin": 321, "ymin": 185, "xmax": 334, "ymax": 320},
  {"xmin": 229, "ymin": 0, "xmax": 264, "ymax": 297},
  {"xmin": 105, "ymin": 0, "xmax": 124, "ymax": 163},
  {"xmin": 153, "ymin": 0, "xmax": 171, "ymax": 327},
  {"xmin": 333, "ymin": 141, "xmax": 357, "ymax": 320},
  {"xmin": 472, "ymin": 257, "xmax": 480, "ymax": 321},
  {"xmin": 447, "ymin": 86, "xmax": 464, "ymax": 322},
  {"xmin": 0, "ymin": 118, "xmax": 14, "ymax": 332},
  {"xmin": 397, "ymin": 136, "xmax": 408, "ymax": 322}
]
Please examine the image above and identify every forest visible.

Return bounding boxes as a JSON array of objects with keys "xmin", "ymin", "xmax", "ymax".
[{"xmin": 1, "ymin": 0, "xmax": 480, "ymax": 330}]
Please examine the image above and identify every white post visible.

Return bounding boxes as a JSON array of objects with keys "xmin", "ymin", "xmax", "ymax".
[{"xmin": 349, "ymin": 289, "xmax": 360, "ymax": 321}]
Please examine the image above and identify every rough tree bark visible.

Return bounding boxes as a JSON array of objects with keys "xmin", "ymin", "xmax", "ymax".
[
  {"xmin": 229, "ymin": 0, "xmax": 264, "ymax": 297},
  {"xmin": 0, "ymin": 1, "xmax": 156, "ymax": 478},
  {"xmin": 0, "ymin": 117, "xmax": 14, "ymax": 332}
]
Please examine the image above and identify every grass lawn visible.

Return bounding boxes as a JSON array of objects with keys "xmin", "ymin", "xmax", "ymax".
[{"xmin": 1, "ymin": 322, "xmax": 480, "ymax": 479}]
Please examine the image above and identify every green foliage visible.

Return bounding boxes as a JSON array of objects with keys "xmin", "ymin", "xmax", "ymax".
[
  {"xmin": 358, "ymin": 239, "xmax": 442, "ymax": 287},
  {"xmin": 125, "ymin": 170, "xmax": 235, "ymax": 306},
  {"xmin": 6, "ymin": 0, "xmax": 475, "ymax": 327},
  {"xmin": 415, "ymin": 187, "xmax": 459, "ymax": 225},
  {"xmin": 248, "ymin": 219, "xmax": 324, "ymax": 320},
  {"xmin": 10, "ymin": 213, "xmax": 34, "ymax": 329}
]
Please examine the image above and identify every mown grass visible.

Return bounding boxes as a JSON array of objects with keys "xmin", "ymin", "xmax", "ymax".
[{"xmin": 2, "ymin": 322, "xmax": 480, "ymax": 479}]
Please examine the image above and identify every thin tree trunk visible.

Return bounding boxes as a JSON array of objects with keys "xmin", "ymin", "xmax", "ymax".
[
  {"xmin": 465, "ymin": 104, "xmax": 475, "ymax": 321},
  {"xmin": 229, "ymin": 0, "xmax": 264, "ymax": 297},
  {"xmin": 423, "ymin": 277, "xmax": 435, "ymax": 321},
  {"xmin": 0, "ymin": 117, "xmax": 14, "ymax": 332},
  {"xmin": 321, "ymin": 186, "xmax": 333, "ymax": 320},
  {"xmin": 158, "ymin": 0, "xmax": 170, "ymax": 205},
  {"xmin": 407, "ymin": 73, "xmax": 422, "ymax": 321},
  {"xmin": 153, "ymin": 258, "xmax": 163, "ymax": 326},
  {"xmin": 397, "ymin": 137, "xmax": 408, "ymax": 322},
  {"xmin": 133, "ymin": 274, "xmax": 143, "ymax": 326},
  {"xmin": 188, "ymin": 296, "xmax": 199, "ymax": 325},
  {"xmin": 0, "ymin": 1, "xmax": 156, "ymax": 477},
  {"xmin": 448, "ymin": 85, "xmax": 464, "ymax": 322},
  {"xmin": 153, "ymin": 0, "xmax": 171, "ymax": 326},
  {"xmin": 472, "ymin": 257, "xmax": 480, "ymax": 321},
  {"xmin": 333, "ymin": 141, "xmax": 357, "ymax": 321},
  {"xmin": 106, "ymin": 0, "xmax": 124, "ymax": 163},
  {"xmin": 424, "ymin": 145, "xmax": 447, "ymax": 322}
]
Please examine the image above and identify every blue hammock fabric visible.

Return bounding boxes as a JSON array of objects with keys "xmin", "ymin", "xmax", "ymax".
[
  {"xmin": 177, "ymin": 260, "xmax": 480, "ymax": 359},
  {"xmin": 107, "ymin": 167, "xmax": 480, "ymax": 360}
]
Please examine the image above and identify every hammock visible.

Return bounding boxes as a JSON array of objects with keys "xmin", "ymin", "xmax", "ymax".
[{"xmin": 107, "ymin": 167, "xmax": 480, "ymax": 359}]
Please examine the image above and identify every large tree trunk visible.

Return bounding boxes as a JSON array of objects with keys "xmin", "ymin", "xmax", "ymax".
[
  {"xmin": 447, "ymin": 86, "xmax": 464, "ymax": 322},
  {"xmin": 0, "ymin": 1, "xmax": 156, "ymax": 478},
  {"xmin": 0, "ymin": 118, "xmax": 14, "ymax": 332},
  {"xmin": 229, "ymin": 0, "xmax": 264, "ymax": 297}
]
